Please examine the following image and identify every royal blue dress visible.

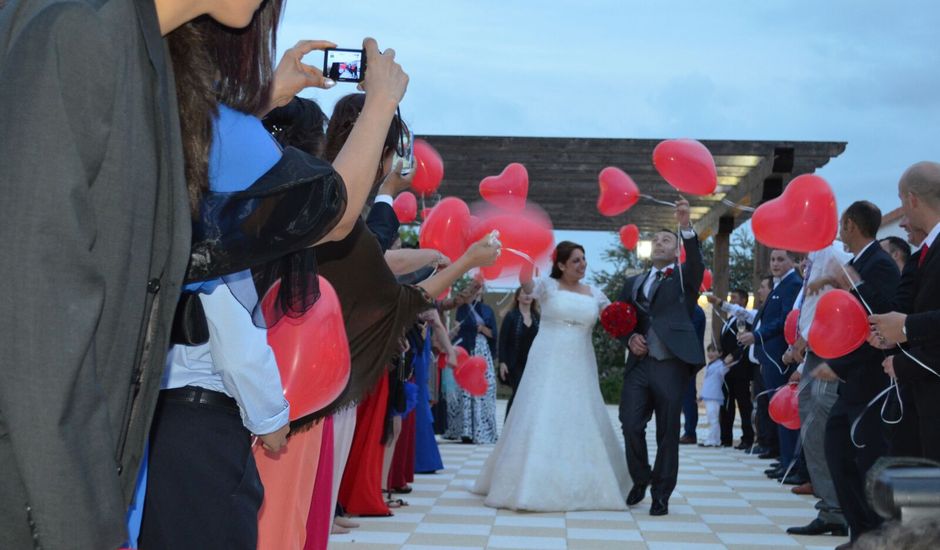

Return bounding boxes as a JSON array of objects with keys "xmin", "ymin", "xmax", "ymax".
[{"xmin": 414, "ymin": 327, "xmax": 444, "ymax": 473}]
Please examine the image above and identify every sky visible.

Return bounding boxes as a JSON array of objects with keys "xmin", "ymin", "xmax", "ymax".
[{"xmin": 277, "ymin": 0, "xmax": 940, "ymax": 283}]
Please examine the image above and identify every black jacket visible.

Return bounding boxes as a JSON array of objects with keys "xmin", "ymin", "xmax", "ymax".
[
  {"xmin": 895, "ymin": 241, "xmax": 940, "ymax": 383},
  {"xmin": 828, "ymin": 242, "xmax": 901, "ymax": 404},
  {"xmin": 618, "ymin": 233, "xmax": 706, "ymax": 371}
]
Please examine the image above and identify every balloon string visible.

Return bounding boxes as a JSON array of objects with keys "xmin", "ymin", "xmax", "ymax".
[
  {"xmin": 504, "ymin": 247, "xmax": 537, "ymax": 265},
  {"xmin": 779, "ymin": 436, "xmax": 803, "ymax": 485},
  {"xmin": 495, "ymin": 289, "xmax": 514, "ymax": 306},
  {"xmin": 721, "ymin": 198, "xmax": 756, "ymax": 213},
  {"xmin": 837, "ymin": 264, "xmax": 940, "ymax": 379},
  {"xmin": 850, "ymin": 382, "xmax": 900, "ymax": 449},
  {"xmin": 640, "ymin": 194, "xmax": 677, "ymax": 207},
  {"xmin": 756, "ymin": 330, "xmax": 788, "ymax": 376}
]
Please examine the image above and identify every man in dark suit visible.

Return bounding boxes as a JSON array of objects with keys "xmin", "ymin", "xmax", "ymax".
[
  {"xmin": 879, "ymin": 162, "xmax": 940, "ymax": 464},
  {"xmin": 714, "ymin": 289, "xmax": 756, "ymax": 449},
  {"xmin": 0, "ymin": 1, "xmax": 191, "ymax": 548},
  {"xmin": 618, "ymin": 198, "xmax": 705, "ymax": 516},
  {"xmin": 811, "ymin": 201, "xmax": 900, "ymax": 546},
  {"xmin": 738, "ymin": 250, "xmax": 803, "ymax": 478}
]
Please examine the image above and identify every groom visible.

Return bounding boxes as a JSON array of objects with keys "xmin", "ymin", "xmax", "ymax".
[{"xmin": 617, "ymin": 198, "xmax": 705, "ymax": 516}]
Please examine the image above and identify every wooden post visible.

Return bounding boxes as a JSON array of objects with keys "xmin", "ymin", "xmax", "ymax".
[{"xmin": 712, "ymin": 216, "xmax": 733, "ymax": 347}]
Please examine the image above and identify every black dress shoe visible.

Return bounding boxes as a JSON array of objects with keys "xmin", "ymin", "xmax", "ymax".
[
  {"xmin": 766, "ymin": 467, "xmax": 785, "ymax": 479},
  {"xmin": 679, "ymin": 435, "xmax": 697, "ymax": 445},
  {"xmin": 746, "ymin": 445, "xmax": 769, "ymax": 455},
  {"xmin": 735, "ymin": 442, "xmax": 753, "ymax": 450},
  {"xmin": 649, "ymin": 498, "xmax": 668, "ymax": 516},
  {"xmin": 786, "ymin": 518, "xmax": 849, "ymax": 536},
  {"xmin": 834, "ymin": 542, "xmax": 854, "ymax": 550},
  {"xmin": 626, "ymin": 484, "xmax": 647, "ymax": 506},
  {"xmin": 782, "ymin": 473, "xmax": 809, "ymax": 485}
]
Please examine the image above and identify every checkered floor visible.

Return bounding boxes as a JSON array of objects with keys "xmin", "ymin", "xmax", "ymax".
[{"xmin": 330, "ymin": 400, "xmax": 848, "ymax": 549}]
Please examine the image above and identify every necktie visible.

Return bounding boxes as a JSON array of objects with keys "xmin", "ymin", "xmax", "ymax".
[{"xmin": 920, "ymin": 243, "xmax": 930, "ymax": 268}]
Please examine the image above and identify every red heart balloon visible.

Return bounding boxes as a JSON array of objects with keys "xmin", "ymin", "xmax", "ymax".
[
  {"xmin": 769, "ymin": 383, "xmax": 801, "ymax": 430},
  {"xmin": 652, "ymin": 139, "xmax": 717, "ymax": 196},
  {"xmin": 264, "ymin": 277, "xmax": 350, "ymax": 420},
  {"xmin": 700, "ymin": 269, "xmax": 713, "ymax": 292},
  {"xmin": 392, "ymin": 191, "xmax": 417, "ymax": 224},
  {"xmin": 467, "ymin": 204, "xmax": 554, "ymax": 281},
  {"xmin": 412, "ymin": 139, "xmax": 444, "ymax": 197},
  {"xmin": 454, "ymin": 356, "xmax": 488, "ymax": 397},
  {"xmin": 808, "ymin": 289, "xmax": 869, "ymax": 359},
  {"xmin": 619, "ymin": 224, "xmax": 640, "ymax": 250},
  {"xmin": 480, "ymin": 163, "xmax": 529, "ymax": 211},
  {"xmin": 784, "ymin": 309, "xmax": 800, "ymax": 345},
  {"xmin": 454, "ymin": 345, "xmax": 470, "ymax": 367},
  {"xmin": 419, "ymin": 197, "xmax": 471, "ymax": 262},
  {"xmin": 597, "ymin": 167, "xmax": 640, "ymax": 216},
  {"xmin": 752, "ymin": 174, "xmax": 838, "ymax": 253}
]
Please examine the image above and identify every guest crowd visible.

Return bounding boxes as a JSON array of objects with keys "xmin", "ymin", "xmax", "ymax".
[{"xmin": 2, "ymin": 1, "xmax": 940, "ymax": 549}]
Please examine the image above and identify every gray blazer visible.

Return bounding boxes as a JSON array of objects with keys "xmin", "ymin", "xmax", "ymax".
[
  {"xmin": 0, "ymin": 0, "xmax": 189, "ymax": 548},
  {"xmin": 617, "ymin": 233, "xmax": 707, "ymax": 372}
]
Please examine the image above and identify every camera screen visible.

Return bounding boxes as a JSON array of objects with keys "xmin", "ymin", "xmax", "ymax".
[{"xmin": 325, "ymin": 49, "xmax": 364, "ymax": 82}]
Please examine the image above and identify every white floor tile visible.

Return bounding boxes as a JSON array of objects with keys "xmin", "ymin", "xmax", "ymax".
[
  {"xmin": 493, "ymin": 516, "xmax": 565, "ymax": 528},
  {"xmin": 487, "ymin": 535, "xmax": 567, "ymax": 549},
  {"xmin": 568, "ymin": 527, "xmax": 643, "ymax": 541},
  {"xmin": 636, "ymin": 520, "xmax": 712, "ymax": 533},
  {"xmin": 686, "ymin": 497, "xmax": 752, "ymax": 508},
  {"xmin": 427, "ymin": 505, "xmax": 496, "ymax": 517},
  {"xmin": 414, "ymin": 522, "xmax": 491, "ymax": 536},
  {"xmin": 699, "ymin": 514, "xmax": 773, "ymax": 525},
  {"xmin": 329, "ymin": 531, "xmax": 411, "ymax": 544},
  {"xmin": 717, "ymin": 532, "xmax": 801, "ymax": 546}
]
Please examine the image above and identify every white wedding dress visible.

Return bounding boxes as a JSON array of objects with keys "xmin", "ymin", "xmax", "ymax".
[{"xmin": 472, "ymin": 277, "xmax": 632, "ymax": 511}]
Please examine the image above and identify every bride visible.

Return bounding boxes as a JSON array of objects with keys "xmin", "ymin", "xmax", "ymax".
[{"xmin": 472, "ymin": 241, "xmax": 631, "ymax": 511}]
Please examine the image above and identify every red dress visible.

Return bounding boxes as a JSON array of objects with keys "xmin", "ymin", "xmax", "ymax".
[{"xmin": 338, "ymin": 375, "xmax": 391, "ymax": 516}]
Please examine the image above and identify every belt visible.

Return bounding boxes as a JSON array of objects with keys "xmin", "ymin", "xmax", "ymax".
[{"xmin": 161, "ymin": 386, "xmax": 238, "ymax": 411}]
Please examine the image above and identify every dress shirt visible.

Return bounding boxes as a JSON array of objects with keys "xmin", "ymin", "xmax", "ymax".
[
  {"xmin": 701, "ymin": 359, "xmax": 730, "ymax": 400},
  {"xmin": 374, "ymin": 194, "xmax": 394, "ymax": 206},
  {"xmin": 163, "ymin": 272, "xmax": 290, "ymax": 436},
  {"xmin": 802, "ymin": 243, "xmax": 852, "ymax": 340},
  {"xmin": 642, "ymin": 264, "xmax": 674, "ymax": 300},
  {"xmin": 719, "ymin": 301, "xmax": 757, "ymax": 324},
  {"xmin": 923, "ymin": 221, "xmax": 940, "ymax": 249}
]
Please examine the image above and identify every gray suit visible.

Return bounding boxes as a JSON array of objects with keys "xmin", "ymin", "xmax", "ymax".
[
  {"xmin": 0, "ymin": 1, "xmax": 189, "ymax": 548},
  {"xmin": 617, "ymin": 233, "xmax": 706, "ymax": 500}
]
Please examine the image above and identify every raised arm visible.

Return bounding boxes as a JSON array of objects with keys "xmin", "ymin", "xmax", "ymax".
[{"xmin": 417, "ymin": 234, "xmax": 500, "ymax": 299}]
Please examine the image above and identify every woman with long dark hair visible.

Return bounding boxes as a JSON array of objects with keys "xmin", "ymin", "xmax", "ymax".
[
  {"xmin": 499, "ymin": 287, "xmax": 540, "ymax": 418},
  {"xmin": 472, "ymin": 241, "xmax": 632, "ymax": 511}
]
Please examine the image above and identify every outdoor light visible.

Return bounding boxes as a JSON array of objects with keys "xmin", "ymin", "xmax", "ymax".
[{"xmin": 637, "ymin": 240, "xmax": 652, "ymax": 260}]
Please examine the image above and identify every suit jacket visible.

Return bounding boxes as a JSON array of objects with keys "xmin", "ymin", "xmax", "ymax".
[
  {"xmin": 366, "ymin": 201, "xmax": 400, "ymax": 253},
  {"xmin": 895, "ymin": 241, "xmax": 940, "ymax": 383},
  {"xmin": 618, "ymin": 233, "xmax": 706, "ymax": 371},
  {"xmin": 719, "ymin": 314, "xmax": 753, "ymax": 381},
  {"xmin": 828, "ymin": 243, "xmax": 900, "ymax": 404},
  {"xmin": 752, "ymin": 270, "xmax": 802, "ymax": 372},
  {"xmin": 0, "ymin": 1, "xmax": 190, "ymax": 547}
]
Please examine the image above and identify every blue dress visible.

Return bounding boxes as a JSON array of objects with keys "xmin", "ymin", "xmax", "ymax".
[{"xmin": 414, "ymin": 328, "xmax": 443, "ymax": 473}]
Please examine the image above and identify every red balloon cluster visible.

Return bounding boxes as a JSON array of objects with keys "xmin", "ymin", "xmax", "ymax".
[
  {"xmin": 419, "ymin": 197, "xmax": 471, "ymax": 262},
  {"xmin": 455, "ymin": 356, "xmax": 488, "ymax": 396},
  {"xmin": 468, "ymin": 203, "xmax": 555, "ymax": 281},
  {"xmin": 597, "ymin": 167, "xmax": 640, "ymax": 216},
  {"xmin": 393, "ymin": 191, "xmax": 417, "ymax": 224},
  {"xmin": 769, "ymin": 383, "xmax": 801, "ymax": 430},
  {"xmin": 752, "ymin": 174, "xmax": 838, "ymax": 253},
  {"xmin": 600, "ymin": 301, "xmax": 638, "ymax": 338},
  {"xmin": 808, "ymin": 289, "xmax": 869, "ymax": 359},
  {"xmin": 619, "ymin": 224, "xmax": 640, "ymax": 250},
  {"xmin": 264, "ymin": 277, "xmax": 350, "ymax": 420},
  {"xmin": 411, "ymin": 139, "xmax": 444, "ymax": 197},
  {"xmin": 480, "ymin": 163, "xmax": 529, "ymax": 212},
  {"xmin": 784, "ymin": 309, "xmax": 800, "ymax": 346},
  {"xmin": 652, "ymin": 139, "xmax": 717, "ymax": 196}
]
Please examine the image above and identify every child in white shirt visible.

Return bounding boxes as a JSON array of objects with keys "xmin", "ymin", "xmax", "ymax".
[{"xmin": 699, "ymin": 344, "xmax": 730, "ymax": 447}]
